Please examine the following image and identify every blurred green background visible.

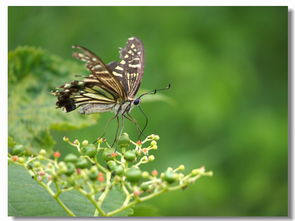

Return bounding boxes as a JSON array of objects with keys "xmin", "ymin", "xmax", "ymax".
[{"xmin": 8, "ymin": 6, "xmax": 288, "ymax": 216}]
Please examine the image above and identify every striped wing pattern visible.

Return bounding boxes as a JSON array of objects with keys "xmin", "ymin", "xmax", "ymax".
[
  {"xmin": 53, "ymin": 80, "xmax": 117, "ymax": 112},
  {"xmin": 72, "ymin": 45, "xmax": 127, "ymax": 100},
  {"xmin": 111, "ymin": 37, "xmax": 144, "ymax": 98},
  {"xmin": 53, "ymin": 37, "xmax": 144, "ymax": 113}
]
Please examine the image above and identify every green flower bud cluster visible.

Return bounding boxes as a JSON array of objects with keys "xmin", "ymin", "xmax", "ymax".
[{"xmin": 8, "ymin": 133, "xmax": 213, "ymax": 217}]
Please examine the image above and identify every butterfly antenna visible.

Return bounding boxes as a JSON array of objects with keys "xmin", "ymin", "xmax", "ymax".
[
  {"xmin": 138, "ymin": 84, "xmax": 171, "ymax": 99},
  {"xmin": 138, "ymin": 105, "xmax": 149, "ymax": 139}
]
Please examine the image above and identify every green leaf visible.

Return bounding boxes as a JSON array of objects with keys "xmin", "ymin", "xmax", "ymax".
[
  {"xmin": 8, "ymin": 46, "xmax": 98, "ymax": 152},
  {"xmin": 8, "ymin": 164, "xmax": 133, "ymax": 217},
  {"xmin": 9, "ymin": 163, "xmax": 71, "ymax": 216},
  {"xmin": 102, "ymin": 186, "xmax": 134, "ymax": 216}
]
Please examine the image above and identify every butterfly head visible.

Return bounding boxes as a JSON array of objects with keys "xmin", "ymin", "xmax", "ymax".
[{"xmin": 133, "ymin": 98, "xmax": 141, "ymax": 106}]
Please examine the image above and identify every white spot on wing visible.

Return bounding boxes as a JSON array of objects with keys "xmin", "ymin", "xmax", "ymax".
[
  {"xmin": 129, "ymin": 64, "xmax": 141, "ymax": 68},
  {"xmin": 128, "ymin": 50, "xmax": 134, "ymax": 55},
  {"xmin": 113, "ymin": 71, "xmax": 122, "ymax": 77},
  {"xmin": 64, "ymin": 83, "xmax": 71, "ymax": 88},
  {"xmin": 120, "ymin": 60, "xmax": 126, "ymax": 64},
  {"xmin": 115, "ymin": 66, "xmax": 124, "ymax": 71},
  {"xmin": 93, "ymin": 64, "xmax": 101, "ymax": 69}
]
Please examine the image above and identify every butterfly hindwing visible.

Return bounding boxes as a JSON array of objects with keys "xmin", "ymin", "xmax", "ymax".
[{"xmin": 53, "ymin": 80, "xmax": 117, "ymax": 112}]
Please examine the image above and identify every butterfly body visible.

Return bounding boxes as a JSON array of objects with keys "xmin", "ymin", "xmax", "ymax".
[{"xmin": 79, "ymin": 100, "xmax": 135, "ymax": 115}]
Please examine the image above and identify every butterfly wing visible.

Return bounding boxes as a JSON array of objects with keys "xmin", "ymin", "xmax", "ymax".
[
  {"xmin": 53, "ymin": 79, "xmax": 117, "ymax": 113},
  {"xmin": 53, "ymin": 45, "xmax": 127, "ymax": 113},
  {"xmin": 72, "ymin": 45, "xmax": 127, "ymax": 100},
  {"xmin": 110, "ymin": 37, "xmax": 144, "ymax": 98}
]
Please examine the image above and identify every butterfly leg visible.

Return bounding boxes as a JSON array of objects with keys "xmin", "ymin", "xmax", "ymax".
[
  {"xmin": 93, "ymin": 114, "xmax": 117, "ymax": 144},
  {"xmin": 118, "ymin": 114, "xmax": 125, "ymax": 139},
  {"xmin": 137, "ymin": 105, "xmax": 149, "ymax": 139},
  {"xmin": 111, "ymin": 116, "xmax": 120, "ymax": 148},
  {"xmin": 124, "ymin": 113, "xmax": 145, "ymax": 139}
]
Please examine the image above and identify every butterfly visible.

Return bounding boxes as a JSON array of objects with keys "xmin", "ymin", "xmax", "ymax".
[{"xmin": 52, "ymin": 37, "xmax": 170, "ymax": 141}]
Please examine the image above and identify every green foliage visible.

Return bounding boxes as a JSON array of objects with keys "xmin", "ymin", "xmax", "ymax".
[
  {"xmin": 8, "ymin": 46, "xmax": 98, "ymax": 152},
  {"xmin": 8, "ymin": 164, "xmax": 133, "ymax": 216},
  {"xmin": 8, "ymin": 134, "xmax": 212, "ymax": 217}
]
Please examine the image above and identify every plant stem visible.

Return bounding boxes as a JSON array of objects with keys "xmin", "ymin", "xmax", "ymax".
[
  {"xmin": 38, "ymin": 181, "xmax": 75, "ymax": 216},
  {"xmin": 106, "ymin": 188, "xmax": 167, "ymax": 216},
  {"xmin": 78, "ymin": 188, "xmax": 107, "ymax": 216},
  {"xmin": 97, "ymin": 172, "xmax": 111, "ymax": 205}
]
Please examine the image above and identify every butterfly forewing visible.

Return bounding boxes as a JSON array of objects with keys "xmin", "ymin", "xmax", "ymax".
[
  {"xmin": 111, "ymin": 37, "xmax": 144, "ymax": 98},
  {"xmin": 72, "ymin": 45, "xmax": 127, "ymax": 100}
]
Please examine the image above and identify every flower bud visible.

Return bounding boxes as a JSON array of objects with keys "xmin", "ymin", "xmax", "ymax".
[
  {"xmin": 151, "ymin": 140, "xmax": 157, "ymax": 146},
  {"xmin": 97, "ymin": 176, "xmax": 105, "ymax": 182},
  {"xmin": 88, "ymin": 170, "xmax": 99, "ymax": 181},
  {"xmin": 126, "ymin": 167, "xmax": 142, "ymax": 183},
  {"xmin": 84, "ymin": 144, "xmax": 97, "ymax": 158},
  {"xmin": 39, "ymin": 149, "xmax": 46, "ymax": 156},
  {"xmin": 65, "ymin": 163, "xmax": 76, "ymax": 176},
  {"xmin": 82, "ymin": 140, "xmax": 89, "ymax": 146},
  {"xmin": 148, "ymin": 155, "xmax": 155, "ymax": 161},
  {"xmin": 142, "ymin": 171, "xmax": 149, "ymax": 178},
  {"xmin": 53, "ymin": 152, "xmax": 61, "ymax": 158},
  {"xmin": 90, "ymin": 166, "xmax": 98, "ymax": 173},
  {"xmin": 178, "ymin": 165, "xmax": 185, "ymax": 171},
  {"xmin": 151, "ymin": 144, "xmax": 158, "ymax": 150},
  {"xmin": 11, "ymin": 155, "xmax": 19, "ymax": 162},
  {"xmin": 151, "ymin": 170, "xmax": 158, "ymax": 176},
  {"xmin": 147, "ymin": 134, "xmax": 154, "ymax": 139},
  {"xmin": 76, "ymin": 158, "xmax": 90, "ymax": 169},
  {"xmin": 124, "ymin": 150, "xmax": 136, "ymax": 162},
  {"xmin": 133, "ymin": 189, "xmax": 142, "ymax": 196},
  {"xmin": 163, "ymin": 169, "xmax": 176, "ymax": 184},
  {"xmin": 153, "ymin": 135, "xmax": 160, "ymax": 141},
  {"xmin": 102, "ymin": 148, "xmax": 116, "ymax": 161},
  {"xmin": 64, "ymin": 153, "xmax": 78, "ymax": 163},
  {"xmin": 63, "ymin": 136, "xmax": 69, "ymax": 142},
  {"xmin": 117, "ymin": 133, "xmax": 130, "ymax": 148},
  {"xmin": 192, "ymin": 167, "xmax": 205, "ymax": 175},
  {"xmin": 58, "ymin": 162, "xmax": 67, "ymax": 171},
  {"xmin": 97, "ymin": 173, "xmax": 105, "ymax": 182},
  {"xmin": 33, "ymin": 161, "xmax": 41, "ymax": 168},
  {"xmin": 107, "ymin": 160, "xmax": 117, "ymax": 171},
  {"xmin": 140, "ymin": 183, "xmax": 150, "ymax": 191},
  {"xmin": 114, "ymin": 165, "xmax": 124, "ymax": 176},
  {"xmin": 18, "ymin": 157, "xmax": 25, "ymax": 163},
  {"xmin": 142, "ymin": 148, "xmax": 148, "ymax": 154}
]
